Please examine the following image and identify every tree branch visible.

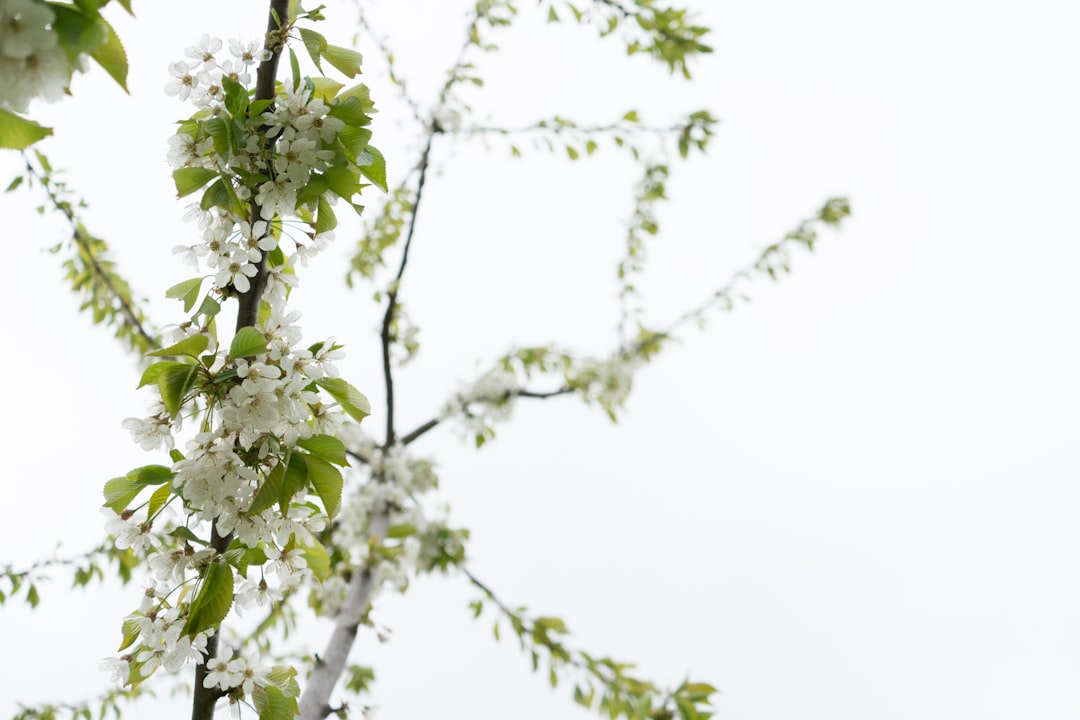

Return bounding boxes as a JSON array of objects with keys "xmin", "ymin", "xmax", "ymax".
[
  {"xmin": 298, "ymin": 499, "xmax": 391, "ymax": 720},
  {"xmin": 380, "ymin": 130, "xmax": 436, "ymax": 447},
  {"xmin": 191, "ymin": 3, "xmax": 289, "ymax": 719}
]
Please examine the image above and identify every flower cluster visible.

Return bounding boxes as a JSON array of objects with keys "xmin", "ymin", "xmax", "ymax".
[
  {"xmin": 103, "ymin": 32, "xmax": 377, "ymax": 704},
  {"xmin": 441, "ymin": 367, "xmax": 519, "ymax": 441},
  {"xmin": 0, "ymin": 0, "xmax": 70, "ymax": 112}
]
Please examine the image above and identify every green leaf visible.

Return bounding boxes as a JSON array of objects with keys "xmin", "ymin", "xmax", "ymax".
[
  {"xmin": 385, "ymin": 523, "xmax": 417, "ymax": 539},
  {"xmin": 118, "ymin": 618, "xmax": 140, "ymax": 651},
  {"xmin": 197, "ymin": 295, "xmax": 221, "ymax": 318},
  {"xmin": 183, "ymin": 557, "xmax": 234, "ymax": 637},
  {"xmin": 305, "ymin": 455, "xmax": 343, "ymax": 518},
  {"xmin": 357, "ymin": 145, "xmax": 387, "ymax": 192},
  {"xmin": 279, "ymin": 453, "xmax": 308, "ymax": 512},
  {"xmin": 321, "ymin": 166, "xmax": 356, "ymax": 199},
  {"xmin": 254, "ymin": 684, "xmax": 298, "ymax": 720},
  {"xmin": 310, "ymin": 77, "xmax": 344, "ymax": 101},
  {"xmin": 51, "ymin": 5, "xmax": 107, "ymax": 62},
  {"xmin": 172, "ymin": 167, "xmax": 218, "ymax": 198},
  {"xmin": 25, "ymin": 584, "xmax": 39, "ymax": 608},
  {"xmin": 315, "ymin": 377, "xmax": 370, "ymax": 423},
  {"xmin": 230, "ymin": 326, "xmax": 268, "ymax": 358},
  {"xmin": 165, "ymin": 277, "xmax": 202, "ymax": 312},
  {"xmin": 102, "ymin": 476, "xmax": 142, "ymax": 513},
  {"xmin": 157, "ymin": 363, "xmax": 199, "ymax": 417},
  {"xmin": 296, "ymin": 435, "xmax": 348, "ymax": 466},
  {"xmin": 203, "ymin": 117, "xmax": 231, "ymax": 159},
  {"xmin": 148, "ymin": 333, "xmax": 208, "ymax": 359},
  {"xmin": 222, "ymin": 75, "xmax": 248, "ymax": 117},
  {"xmin": 302, "ymin": 538, "xmax": 331, "ymax": 582},
  {"xmin": 288, "ymin": 47, "xmax": 301, "ymax": 91},
  {"xmin": 138, "ymin": 360, "xmax": 184, "ymax": 388},
  {"xmin": 0, "ymin": 110, "xmax": 52, "ymax": 149},
  {"xmin": 127, "ymin": 465, "xmax": 175, "ymax": 485},
  {"xmin": 200, "ymin": 177, "xmax": 231, "ymax": 211},
  {"xmin": 323, "ymin": 45, "xmax": 363, "ymax": 78},
  {"xmin": 338, "ymin": 126, "xmax": 372, "ymax": 159},
  {"xmin": 146, "ymin": 483, "xmax": 172, "ymax": 519},
  {"xmin": 170, "ymin": 526, "xmax": 207, "ymax": 546},
  {"xmin": 89, "ymin": 17, "xmax": 128, "ymax": 91},
  {"xmin": 315, "ymin": 194, "xmax": 337, "ymax": 233},
  {"xmin": 249, "ymin": 461, "xmax": 285, "ymax": 515},
  {"xmin": 298, "ymin": 28, "xmax": 327, "ymax": 72}
]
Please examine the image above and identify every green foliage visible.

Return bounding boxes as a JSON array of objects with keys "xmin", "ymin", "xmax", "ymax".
[{"xmin": 9, "ymin": 151, "xmax": 157, "ymax": 354}]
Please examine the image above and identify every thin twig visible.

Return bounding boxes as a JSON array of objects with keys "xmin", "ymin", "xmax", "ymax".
[{"xmin": 380, "ymin": 130, "xmax": 437, "ymax": 447}]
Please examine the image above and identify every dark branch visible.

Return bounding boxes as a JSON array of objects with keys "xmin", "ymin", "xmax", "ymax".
[{"xmin": 380, "ymin": 130, "xmax": 437, "ymax": 447}]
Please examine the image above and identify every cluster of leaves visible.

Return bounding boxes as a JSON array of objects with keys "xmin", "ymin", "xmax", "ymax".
[
  {"xmin": 538, "ymin": 0, "xmax": 712, "ymax": 77},
  {"xmin": 468, "ymin": 577, "xmax": 717, "ymax": 720},
  {"xmin": 6, "ymin": 150, "xmax": 156, "ymax": 354},
  {"xmin": 0, "ymin": 0, "xmax": 131, "ymax": 149}
]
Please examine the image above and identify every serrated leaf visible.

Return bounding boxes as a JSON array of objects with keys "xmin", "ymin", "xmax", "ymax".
[
  {"xmin": 323, "ymin": 45, "xmax": 362, "ymax": 78},
  {"xmin": 157, "ymin": 363, "xmax": 199, "ymax": 418},
  {"xmin": 165, "ymin": 277, "xmax": 202, "ymax": 310},
  {"xmin": 230, "ymin": 326, "xmax": 268, "ymax": 358},
  {"xmin": 357, "ymin": 145, "xmax": 387, "ymax": 192},
  {"xmin": 126, "ymin": 465, "xmax": 175, "ymax": 485},
  {"xmin": 310, "ymin": 77, "xmax": 344, "ymax": 101},
  {"xmin": 90, "ymin": 17, "xmax": 128, "ymax": 91},
  {"xmin": 249, "ymin": 461, "xmax": 285, "ymax": 515},
  {"xmin": 321, "ymin": 166, "xmax": 356, "ymax": 199},
  {"xmin": 147, "ymin": 483, "xmax": 172, "ymax": 519},
  {"xmin": 102, "ymin": 476, "xmax": 142, "ymax": 513},
  {"xmin": 118, "ymin": 617, "xmax": 140, "ymax": 651},
  {"xmin": 296, "ymin": 435, "xmax": 348, "ymax": 466},
  {"xmin": 173, "ymin": 167, "xmax": 218, "ymax": 198},
  {"xmin": 315, "ymin": 377, "xmax": 370, "ymax": 423},
  {"xmin": 222, "ymin": 75, "xmax": 248, "ymax": 117},
  {"xmin": 200, "ymin": 177, "xmax": 230, "ymax": 211},
  {"xmin": 305, "ymin": 455, "xmax": 342, "ymax": 518},
  {"xmin": 0, "ymin": 109, "xmax": 51, "ymax": 149},
  {"xmin": 255, "ymin": 684, "xmax": 297, "ymax": 720},
  {"xmin": 50, "ymin": 5, "xmax": 106, "ymax": 62},
  {"xmin": 138, "ymin": 360, "xmax": 185, "ymax": 389},
  {"xmin": 148, "ymin": 333, "xmax": 208, "ymax": 359},
  {"xmin": 203, "ymin": 117, "xmax": 231, "ymax": 159},
  {"xmin": 183, "ymin": 558, "xmax": 234, "ymax": 637},
  {"xmin": 280, "ymin": 452, "xmax": 308, "ymax": 512},
  {"xmin": 302, "ymin": 538, "xmax": 331, "ymax": 582},
  {"xmin": 338, "ymin": 128, "xmax": 372, "ymax": 164},
  {"xmin": 315, "ymin": 194, "xmax": 337, "ymax": 233},
  {"xmin": 197, "ymin": 294, "xmax": 221, "ymax": 318},
  {"xmin": 170, "ymin": 526, "xmax": 207, "ymax": 546},
  {"xmin": 298, "ymin": 28, "xmax": 327, "ymax": 72}
]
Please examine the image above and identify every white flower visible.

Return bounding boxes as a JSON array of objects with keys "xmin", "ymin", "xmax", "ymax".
[
  {"xmin": 122, "ymin": 411, "xmax": 176, "ymax": 451},
  {"xmin": 185, "ymin": 34, "xmax": 222, "ymax": 68},
  {"xmin": 164, "ymin": 61, "xmax": 198, "ymax": 101},
  {"xmin": 100, "ymin": 656, "xmax": 132, "ymax": 684},
  {"xmin": 215, "ymin": 257, "xmax": 258, "ymax": 293},
  {"xmin": 229, "ymin": 37, "xmax": 269, "ymax": 66},
  {"xmin": 203, "ymin": 646, "xmax": 245, "ymax": 691},
  {"xmin": 0, "ymin": 0, "xmax": 57, "ymax": 60}
]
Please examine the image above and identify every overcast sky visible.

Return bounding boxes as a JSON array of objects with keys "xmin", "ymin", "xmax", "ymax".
[{"xmin": 1, "ymin": 1, "xmax": 1078, "ymax": 718}]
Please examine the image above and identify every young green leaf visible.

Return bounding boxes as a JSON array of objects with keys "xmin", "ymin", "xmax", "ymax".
[
  {"xmin": 172, "ymin": 167, "xmax": 218, "ymax": 198},
  {"xmin": 183, "ymin": 557, "xmax": 234, "ymax": 637},
  {"xmin": 89, "ymin": 17, "xmax": 128, "ymax": 92},
  {"xmin": 230, "ymin": 326, "xmax": 268, "ymax": 358},
  {"xmin": 315, "ymin": 377, "xmax": 371, "ymax": 423},
  {"xmin": 102, "ymin": 476, "xmax": 143, "ymax": 513},
  {"xmin": 157, "ymin": 363, "xmax": 199, "ymax": 417},
  {"xmin": 148, "ymin": 333, "xmax": 208, "ymax": 359},
  {"xmin": 357, "ymin": 145, "xmax": 388, "ymax": 192},
  {"xmin": 302, "ymin": 538, "xmax": 331, "ymax": 582},
  {"xmin": 0, "ymin": 110, "xmax": 52, "ymax": 149},
  {"xmin": 306, "ymin": 455, "xmax": 343, "ymax": 518},
  {"xmin": 296, "ymin": 434, "xmax": 348, "ymax": 466},
  {"xmin": 323, "ymin": 45, "xmax": 363, "ymax": 78}
]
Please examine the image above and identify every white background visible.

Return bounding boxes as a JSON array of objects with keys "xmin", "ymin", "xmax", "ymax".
[{"xmin": 1, "ymin": 0, "xmax": 1078, "ymax": 718}]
